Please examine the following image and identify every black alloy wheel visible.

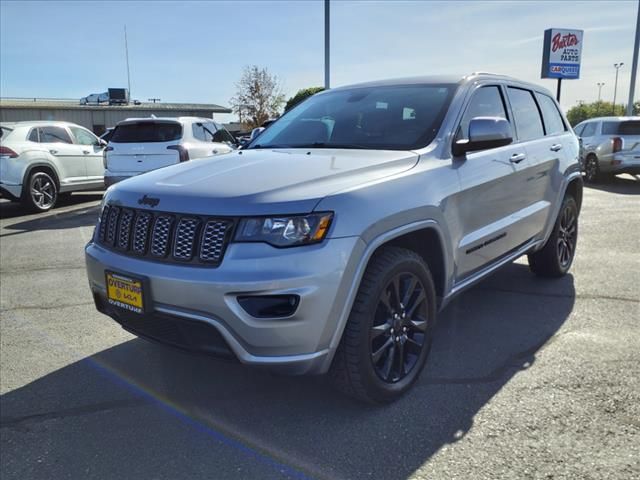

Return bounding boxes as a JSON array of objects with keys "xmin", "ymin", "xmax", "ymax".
[
  {"xmin": 371, "ymin": 272, "xmax": 429, "ymax": 383},
  {"xmin": 557, "ymin": 199, "xmax": 577, "ymax": 268}
]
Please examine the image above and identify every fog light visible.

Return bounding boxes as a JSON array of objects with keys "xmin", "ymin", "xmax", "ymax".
[{"xmin": 237, "ymin": 295, "xmax": 300, "ymax": 318}]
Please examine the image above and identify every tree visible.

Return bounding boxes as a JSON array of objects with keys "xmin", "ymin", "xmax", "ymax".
[
  {"xmin": 230, "ymin": 66, "xmax": 285, "ymax": 129},
  {"xmin": 285, "ymin": 87, "xmax": 325, "ymax": 112},
  {"xmin": 565, "ymin": 101, "xmax": 626, "ymax": 126}
]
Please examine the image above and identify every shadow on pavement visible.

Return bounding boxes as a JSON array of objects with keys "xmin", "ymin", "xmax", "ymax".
[
  {"xmin": 584, "ymin": 174, "xmax": 640, "ymax": 195},
  {"xmin": 0, "ymin": 263, "xmax": 575, "ymax": 480},
  {"xmin": 0, "ymin": 193, "xmax": 102, "ymax": 237}
]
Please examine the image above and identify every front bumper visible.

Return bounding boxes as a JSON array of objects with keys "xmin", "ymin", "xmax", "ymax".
[{"xmin": 85, "ymin": 236, "xmax": 365, "ymax": 375}]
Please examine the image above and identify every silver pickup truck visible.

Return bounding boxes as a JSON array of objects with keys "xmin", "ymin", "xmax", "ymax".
[{"xmin": 85, "ymin": 73, "xmax": 582, "ymax": 403}]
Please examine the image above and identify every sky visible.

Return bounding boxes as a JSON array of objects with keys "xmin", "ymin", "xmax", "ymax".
[{"xmin": 1, "ymin": 0, "xmax": 638, "ymax": 122}]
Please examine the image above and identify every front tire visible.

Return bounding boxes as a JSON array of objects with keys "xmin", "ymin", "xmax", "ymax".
[
  {"xmin": 330, "ymin": 247, "xmax": 437, "ymax": 404},
  {"xmin": 528, "ymin": 195, "xmax": 578, "ymax": 277},
  {"xmin": 22, "ymin": 170, "xmax": 58, "ymax": 212}
]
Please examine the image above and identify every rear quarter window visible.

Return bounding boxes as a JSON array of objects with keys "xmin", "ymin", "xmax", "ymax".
[
  {"xmin": 602, "ymin": 121, "xmax": 640, "ymax": 135},
  {"xmin": 0, "ymin": 126, "xmax": 13, "ymax": 139},
  {"xmin": 111, "ymin": 122, "xmax": 183, "ymax": 143},
  {"xmin": 507, "ymin": 87, "xmax": 545, "ymax": 141},
  {"xmin": 536, "ymin": 93, "xmax": 566, "ymax": 135}
]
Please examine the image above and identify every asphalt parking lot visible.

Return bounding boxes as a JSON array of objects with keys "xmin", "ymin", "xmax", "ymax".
[{"xmin": 1, "ymin": 177, "xmax": 639, "ymax": 480}]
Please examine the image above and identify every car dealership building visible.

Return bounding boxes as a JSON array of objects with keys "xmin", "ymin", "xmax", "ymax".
[{"xmin": 0, "ymin": 98, "xmax": 231, "ymax": 135}]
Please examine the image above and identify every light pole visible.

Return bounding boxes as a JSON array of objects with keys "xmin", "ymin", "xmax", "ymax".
[
  {"xmin": 597, "ymin": 82, "xmax": 605, "ymax": 102},
  {"xmin": 597, "ymin": 82, "xmax": 605, "ymax": 114},
  {"xmin": 613, "ymin": 63, "xmax": 624, "ymax": 115}
]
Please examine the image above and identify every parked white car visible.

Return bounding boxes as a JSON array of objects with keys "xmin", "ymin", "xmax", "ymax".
[
  {"xmin": 104, "ymin": 117, "xmax": 237, "ymax": 187},
  {"xmin": 0, "ymin": 121, "xmax": 106, "ymax": 211}
]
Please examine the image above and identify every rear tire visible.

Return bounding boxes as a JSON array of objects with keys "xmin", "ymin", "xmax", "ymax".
[
  {"xmin": 22, "ymin": 170, "xmax": 58, "ymax": 212},
  {"xmin": 583, "ymin": 155, "xmax": 601, "ymax": 183},
  {"xmin": 528, "ymin": 195, "xmax": 578, "ymax": 278},
  {"xmin": 329, "ymin": 247, "xmax": 437, "ymax": 404}
]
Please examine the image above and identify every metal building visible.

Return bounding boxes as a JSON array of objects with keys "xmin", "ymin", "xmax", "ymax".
[{"xmin": 0, "ymin": 98, "xmax": 231, "ymax": 135}]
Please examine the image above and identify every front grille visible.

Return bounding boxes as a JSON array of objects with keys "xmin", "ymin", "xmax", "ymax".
[{"xmin": 97, "ymin": 204, "xmax": 234, "ymax": 266}]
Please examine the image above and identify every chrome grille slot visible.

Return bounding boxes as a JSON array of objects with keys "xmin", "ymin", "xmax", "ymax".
[
  {"xmin": 106, "ymin": 207, "xmax": 120, "ymax": 245},
  {"xmin": 200, "ymin": 220, "xmax": 231, "ymax": 263},
  {"xmin": 132, "ymin": 212, "xmax": 152, "ymax": 254},
  {"xmin": 96, "ymin": 204, "xmax": 232, "ymax": 267},
  {"xmin": 151, "ymin": 215, "xmax": 174, "ymax": 257},
  {"xmin": 117, "ymin": 209, "xmax": 134, "ymax": 250},
  {"xmin": 173, "ymin": 218, "xmax": 200, "ymax": 260}
]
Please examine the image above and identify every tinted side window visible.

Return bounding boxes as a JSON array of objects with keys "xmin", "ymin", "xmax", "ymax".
[
  {"xmin": 573, "ymin": 123, "xmax": 585, "ymax": 136},
  {"xmin": 457, "ymin": 86, "xmax": 508, "ymax": 141},
  {"xmin": 507, "ymin": 87, "xmax": 544, "ymax": 141},
  {"xmin": 211, "ymin": 124, "xmax": 236, "ymax": 144},
  {"xmin": 28, "ymin": 128, "xmax": 40, "ymax": 142},
  {"xmin": 602, "ymin": 121, "xmax": 640, "ymax": 135},
  {"xmin": 536, "ymin": 94, "xmax": 566, "ymax": 135},
  {"xmin": 40, "ymin": 126, "xmax": 72, "ymax": 144},
  {"xmin": 581, "ymin": 122, "xmax": 597, "ymax": 137},
  {"xmin": 192, "ymin": 123, "xmax": 209, "ymax": 141},
  {"xmin": 70, "ymin": 127, "xmax": 98, "ymax": 146}
]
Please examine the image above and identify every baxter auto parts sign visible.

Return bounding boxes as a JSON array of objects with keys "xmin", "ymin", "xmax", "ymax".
[{"xmin": 541, "ymin": 28, "xmax": 584, "ymax": 79}]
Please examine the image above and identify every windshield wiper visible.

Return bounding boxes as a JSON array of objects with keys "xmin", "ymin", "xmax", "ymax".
[
  {"xmin": 288, "ymin": 142, "xmax": 369, "ymax": 149},
  {"xmin": 248, "ymin": 144, "xmax": 292, "ymax": 149}
]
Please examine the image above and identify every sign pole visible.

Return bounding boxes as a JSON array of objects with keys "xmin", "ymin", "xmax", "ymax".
[
  {"xmin": 626, "ymin": 0, "xmax": 640, "ymax": 116},
  {"xmin": 556, "ymin": 78, "xmax": 562, "ymax": 102}
]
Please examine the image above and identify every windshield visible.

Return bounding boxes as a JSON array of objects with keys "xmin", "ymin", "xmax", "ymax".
[
  {"xmin": 248, "ymin": 83, "xmax": 457, "ymax": 151},
  {"xmin": 111, "ymin": 122, "xmax": 183, "ymax": 143}
]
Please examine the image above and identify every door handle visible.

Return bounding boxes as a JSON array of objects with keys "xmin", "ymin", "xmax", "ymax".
[
  {"xmin": 82, "ymin": 150, "xmax": 90, "ymax": 155},
  {"xmin": 509, "ymin": 153, "xmax": 526, "ymax": 164},
  {"xmin": 49, "ymin": 149, "xmax": 58, "ymax": 155},
  {"xmin": 550, "ymin": 144, "xmax": 563, "ymax": 152},
  {"xmin": 212, "ymin": 149, "xmax": 219, "ymax": 154}
]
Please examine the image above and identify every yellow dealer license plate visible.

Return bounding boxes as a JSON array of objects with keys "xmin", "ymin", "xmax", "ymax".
[{"xmin": 106, "ymin": 272, "xmax": 144, "ymax": 314}]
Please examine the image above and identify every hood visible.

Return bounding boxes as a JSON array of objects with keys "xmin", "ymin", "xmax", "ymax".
[{"xmin": 106, "ymin": 148, "xmax": 419, "ymax": 215}]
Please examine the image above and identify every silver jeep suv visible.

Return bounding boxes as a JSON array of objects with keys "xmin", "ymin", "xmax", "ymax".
[{"xmin": 86, "ymin": 73, "xmax": 582, "ymax": 403}]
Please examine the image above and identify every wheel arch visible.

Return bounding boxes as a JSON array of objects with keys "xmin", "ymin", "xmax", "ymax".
[
  {"xmin": 321, "ymin": 220, "xmax": 451, "ymax": 373},
  {"xmin": 564, "ymin": 175, "xmax": 583, "ymax": 213},
  {"xmin": 22, "ymin": 162, "xmax": 61, "ymax": 196}
]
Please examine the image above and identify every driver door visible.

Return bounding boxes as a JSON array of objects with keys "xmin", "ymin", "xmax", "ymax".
[{"xmin": 451, "ymin": 85, "xmax": 532, "ymax": 281}]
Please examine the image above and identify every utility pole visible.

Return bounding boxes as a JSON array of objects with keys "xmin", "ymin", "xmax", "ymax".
[
  {"xmin": 613, "ymin": 63, "xmax": 624, "ymax": 115},
  {"xmin": 324, "ymin": 0, "xmax": 330, "ymax": 89},
  {"xmin": 125, "ymin": 25, "xmax": 132, "ymax": 102},
  {"xmin": 627, "ymin": 0, "xmax": 640, "ymax": 115},
  {"xmin": 597, "ymin": 82, "xmax": 605, "ymax": 102}
]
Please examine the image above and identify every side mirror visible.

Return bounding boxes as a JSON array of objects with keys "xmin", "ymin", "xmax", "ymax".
[
  {"xmin": 98, "ymin": 139, "xmax": 108, "ymax": 148},
  {"xmin": 452, "ymin": 117, "xmax": 513, "ymax": 157},
  {"xmin": 250, "ymin": 127, "xmax": 265, "ymax": 141}
]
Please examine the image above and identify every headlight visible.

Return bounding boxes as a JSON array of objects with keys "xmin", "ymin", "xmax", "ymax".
[{"xmin": 235, "ymin": 212, "xmax": 333, "ymax": 247}]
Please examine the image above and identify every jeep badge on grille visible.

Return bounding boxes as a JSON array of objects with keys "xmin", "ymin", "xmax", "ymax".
[{"xmin": 138, "ymin": 195, "xmax": 160, "ymax": 208}]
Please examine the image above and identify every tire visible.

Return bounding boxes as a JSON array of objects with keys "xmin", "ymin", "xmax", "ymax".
[
  {"xmin": 528, "ymin": 195, "xmax": 578, "ymax": 278},
  {"xmin": 22, "ymin": 170, "xmax": 58, "ymax": 212},
  {"xmin": 329, "ymin": 246, "xmax": 437, "ymax": 404},
  {"xmin": 583, "ymin": 155, "xmax": 601, "ymax": 183}
]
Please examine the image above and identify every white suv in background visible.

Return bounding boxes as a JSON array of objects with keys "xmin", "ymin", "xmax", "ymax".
[
  {"xmin": 0, "ymin": 121, "xmax": 106, "ymax": 212},
  {"xmin": 104, "ymin": 117, "xmax": 237, "ymax": 187}
]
